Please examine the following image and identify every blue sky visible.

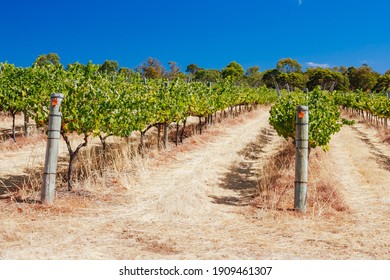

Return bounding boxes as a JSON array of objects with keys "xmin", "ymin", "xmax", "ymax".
[{"xmin": 1, "ymin": 0, "xmax": 389, "ymax": 73}]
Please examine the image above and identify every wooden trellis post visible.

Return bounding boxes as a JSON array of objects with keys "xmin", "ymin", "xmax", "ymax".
[
  {"xmin": 41, "ymin": 93, "xmax": 64, "ymax": 204},
  {"xmin": 163, "ymin": 82, "xmax": 169, "ymax": 149},
  {"xmin": 294, "ymin": 105, "xmax": 309, "ymax": 212},
  {"xmin": 275, "ymin": 83, "xmax": 281, "ymax": 100}
]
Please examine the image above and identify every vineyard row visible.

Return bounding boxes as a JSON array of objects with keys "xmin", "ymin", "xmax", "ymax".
[{"xmin": 0, "ymin": 62, "xmax": 277, "ymax": 190}]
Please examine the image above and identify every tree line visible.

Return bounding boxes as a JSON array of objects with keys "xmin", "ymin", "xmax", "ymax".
[
  {"xmin": 187, "ymin": 58, "xmax": 389, "ymax": 93},
  {"xmin": 14, "ymin": 53, "xmax": 390, "ymax": 93}
]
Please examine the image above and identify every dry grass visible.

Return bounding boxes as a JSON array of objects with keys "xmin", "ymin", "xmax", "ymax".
[
  {"xmin": 308, "ymin": 148, "xmax": 350, "ymax": 216},
  {"xmin": 376, "ymin": 128, "xmax": 390, "ymax": 144},
  {"xmin": 255, "ymin": 142, "xmax": 349, "ymax": 217},
  {"xmin": 0, "ymin": 133, "xmax": 45, "ymax": 152}
]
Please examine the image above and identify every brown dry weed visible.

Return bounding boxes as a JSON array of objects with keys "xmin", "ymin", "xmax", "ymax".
[{"xmin": 255, "ymin": 142, "xmax": 349, "ymax": 217}]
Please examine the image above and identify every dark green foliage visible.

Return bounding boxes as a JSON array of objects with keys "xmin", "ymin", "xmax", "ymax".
[
  {"xmin": 276, "ymin": 58, "xmax": 302, "ymax": 73},
  {"xmin": 276, "ymin": 72, "xmax": 308, "ymax": 90},
  {"xmin": 373, "ymin": 74, "xmax": 390, "ymax": 93},
  {"xmin": 98, "ymin": 60, "xmax": 119, "ymax": 76},
  {"xmin": 262, "ymin": 69, "xmax": 279, "ymax": 88},
  {"xmin": 306, "ymin": 67, "xmax": 350, "ymax": 91},
  {"xmin": 348, "ymin": 65, "xmax": 379, "ymax": 92},
  {"xmin": 221, "ymin": 61, "xmax": 244, "ymax": 80},
  {"xmin": 33, "ymin": 53, "xmax": 61, "ymax": 67},
  {"xmin": 245, "ymin": 66, "xmax": 262, "ymax": 87},
  {"xmin": 193, "ymin": 68, "xmax": 222, "ymax": 83}
]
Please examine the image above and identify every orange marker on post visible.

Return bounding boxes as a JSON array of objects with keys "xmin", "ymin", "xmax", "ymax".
[{"xmin": 52, "ymin": 98, "xmax": 58, "ymax": 106}]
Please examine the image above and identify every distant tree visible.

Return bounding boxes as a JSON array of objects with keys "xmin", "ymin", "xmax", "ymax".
[
  {"xmin": 168, "ymin": 61, "xmax": 181, "ymax": 79},
  {"xmin": 194, "ymin": 68, "xmax": 222, "ymax": 83},
  {"xmin": 276, "ymin": 72, "xmax": 307, "ymax": 90},
  {"xmin": 339, "ymin": 66, "xmax": 348, "ymax": 75},
  {"xmin": 372, "ymin": 74, "xmax": 390, "ymax": 93},
  {"xmin": 333, "ymin": 65, "xmax": 349, "ymax": 76},
  {"xmin": 333, "ymin": 71, "xmax": 350, "ymax": 91},
  {"xmin": 33, "ymin": 53, "xmax": 61, "ymax": 67},
  {"xmin": 348, "ymin": 65, "xmax": 379, "ymax": 92},
  {"xmin": 185, "ymin": 64, "xmax": 200, "ymax": 75},
  {"xmin": 306, "ymin": 68, "xmax": 349, "ymax": 91},
  {"xmin": 347, "ymin": 66, "xmax": 356, "ymax": 77},
  {"xmin": 98, "ymin": 60, "xmax": 119, "ymax": 76},
  {"xmin": 245, "ymin": 66, "xmax": 260, "ymax": 76},
  {"xmin": 138, "ymin": 57, "xmax": 166, "ymax": 79},
  {"xmin": 244, "ymin": 66, "xmax": 262, "ymax": 87},
  {"xmin": 262, "ymin": 69, "xmax": 279, "ymax": 88},
  {"xmin": 222, "ymin": 61, "xmax": 244, "ymax": 80},
  {"xmin": 385, "ymin": 69, "xmax": 390, "ymax": 75},
  {"xmin": 276, "ymin": 58, "xmax": 302, "ymax": 73}
]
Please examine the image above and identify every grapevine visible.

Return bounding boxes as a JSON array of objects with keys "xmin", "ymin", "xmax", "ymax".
[{"xmin": 269, "ymin": 87, "xmax": 342, "ymax": 150}]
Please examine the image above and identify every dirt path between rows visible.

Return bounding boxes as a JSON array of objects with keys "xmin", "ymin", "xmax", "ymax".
[
  {"xmin": 1, "ymin": 108, "xmax": 389, "ymax": 259},
  {"xmin": 327, "ymin": 121, "xmax": 390, "ymax": 258}
]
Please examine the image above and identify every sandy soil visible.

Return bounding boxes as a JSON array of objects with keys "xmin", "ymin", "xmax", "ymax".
[
  {"xmin": 327, "ymin": 121, "xmax": 390, "ymax": 258},
  {"xmin": 0, "ymin": 108, "xmax": 389, "ymax": 259}
]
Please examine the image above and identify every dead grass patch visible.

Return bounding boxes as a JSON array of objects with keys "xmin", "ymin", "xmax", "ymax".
[
  {"xmin": 255, "ymin": 141, "xmax": 350, "ymax": 217},
  {"xmin": 0, "ymin": 133, "xmax": 46, "ymax": 152},
  {"xmin": 376, "ymin": 129, "xmax": 390, "ymax": 144},
  {"xmin": 121, "ymin": 229, "xmax": 179, "ymax": 255}
]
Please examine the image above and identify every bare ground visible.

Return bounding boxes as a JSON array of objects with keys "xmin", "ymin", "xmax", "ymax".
[
  {"xmin": 326, "ymin": 121, "xmax": 390, "ymax": 258},
  {"xmin": 0, "ymin": 108, "xmax": 389, "ymax": 259}
]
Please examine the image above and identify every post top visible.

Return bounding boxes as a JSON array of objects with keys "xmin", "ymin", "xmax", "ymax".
[
  {"xmin": 51, "ymin": 93, "xmax": 64, "ymax": 99},
  {"xmin": 296, "ymin": 105, "xmax": 308, "ymax": 111}
]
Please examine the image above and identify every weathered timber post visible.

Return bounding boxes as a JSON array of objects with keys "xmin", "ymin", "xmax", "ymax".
[
  {"xmin": 180, "ymin": 119, "xmax": 186, "ymax": 143},
  {"xmin": 275, "ymin": 83, "xmax": 281, "ymax": 100},
  {"xmin": 329, "ymin": 81, "xmax": 336, "ymax": 92},
  {"xmin": 23, "ymin": 110, "xmax": 30, "ymax": 137},
  {"xmin": 41, "ymin": 93, "xmax": 64, "ymax": 204},
  {"xmin": 175, "ymin": 122, "xmax": 179, "ymax": 146},
  {"xmin": 305, "ymin": 88, "xmax": 309, "ymax": 100},
  {"xmin": 163, "ymin": 122, "xmax": 169, "ymax": 149},
  {"xmin": 157, "ymin": 123, "xmax": 161, "ymax": 150},
  {"xmin": 294, "ymin": 105, "xmax": 309, "ymax": 212},
  {"xmin": 163, "ymin": 81, "xmax": 169, "ymax": 149}
]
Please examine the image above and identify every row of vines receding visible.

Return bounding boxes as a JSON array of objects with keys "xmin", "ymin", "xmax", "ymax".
[{"xmin": 0, "ymin": 62, "xmax": 277, "ymax": 190}]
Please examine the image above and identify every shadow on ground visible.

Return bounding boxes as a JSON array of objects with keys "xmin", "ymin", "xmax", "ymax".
[
  {"xmin": 352, "ymin": 126, "xmax": 390, "ymax": 172},
  {"xmin": 210, "ymin": 127, "xmax": 275, "ymax": 207}
]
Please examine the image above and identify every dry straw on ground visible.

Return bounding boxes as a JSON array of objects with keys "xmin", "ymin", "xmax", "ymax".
[{"xmin": 255, "ymin": 141, "xmax": 349, "ymax": 217}]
